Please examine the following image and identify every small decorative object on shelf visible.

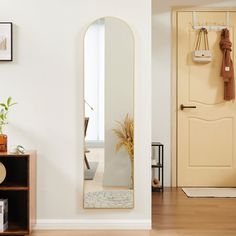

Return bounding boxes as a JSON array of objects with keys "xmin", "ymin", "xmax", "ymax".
[
  {"xmin": 151, "ymin": 142, "xmax": 164, "ymax": 192},
  {"xmin": 0, "ymin": 199, "xmax": 8, "ymax": 232},
  {"xmin": 9, "ymin": 145, "xmax": 25, "ymax": 155},
  {"xmin": 152, "ymin": 178, "xmax": 161, "ymax": 188},
  {"xmin": 0, "ymin": 97, "xmax": 17, "ymax": 153},
  {"xmin": 0, "ymin": 163, "xmax": 6, "ymax": 184}
]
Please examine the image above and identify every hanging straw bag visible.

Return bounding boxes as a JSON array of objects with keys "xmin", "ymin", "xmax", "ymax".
[{"xmin": 192, "ymin": 28, "xmax": 212, "ymax": 63}]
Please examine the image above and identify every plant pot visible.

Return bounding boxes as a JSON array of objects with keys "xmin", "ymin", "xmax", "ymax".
[{"xmin": 0, "ymin": 134, "xmax": 7, "ymax": 152}]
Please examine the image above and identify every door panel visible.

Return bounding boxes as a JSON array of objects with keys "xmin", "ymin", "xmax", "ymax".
[
  {"xmin": 177, "ymin": 11, "xmax": 236, "ymax": 186},
  {"xmin": 189, "ymin": 118, "xmax": 233, "ymax": 167}
]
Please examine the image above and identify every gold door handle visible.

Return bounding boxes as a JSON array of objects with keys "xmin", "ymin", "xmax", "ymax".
[{"xmin": 180, "ymin": 104, "xmax": 197, "ymax": 110}]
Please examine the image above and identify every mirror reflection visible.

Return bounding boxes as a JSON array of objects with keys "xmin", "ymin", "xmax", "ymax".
[{"xmin": 83, "ymin": 17, "xmax": 134, "ymax": 209}]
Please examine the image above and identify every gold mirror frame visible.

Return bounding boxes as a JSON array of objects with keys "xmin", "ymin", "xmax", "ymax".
[{"xmin": 83, "ymin": 17, "xmax": 135, "ymax": 209}]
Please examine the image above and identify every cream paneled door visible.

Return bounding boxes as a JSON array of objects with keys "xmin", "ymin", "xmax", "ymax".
[{"xmin": 177, "ymin": 11, "xmax": 236, "ymax": 186}]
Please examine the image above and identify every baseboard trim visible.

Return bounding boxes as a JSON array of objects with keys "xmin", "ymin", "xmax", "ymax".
[{"xmin": 35, "ymin": 219, "xmax": 151, "ymax": 230}]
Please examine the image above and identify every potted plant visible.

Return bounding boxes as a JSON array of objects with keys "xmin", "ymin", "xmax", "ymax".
[
  {"xmin": 113, "ymin": 114, "xmax": 134, "ymax": 189},
  {"xmin": 0, "ymin": 97, "xmax": 17, "ymax": 152}
]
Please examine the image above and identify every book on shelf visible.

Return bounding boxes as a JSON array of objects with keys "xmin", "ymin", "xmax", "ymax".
[{"xmin": 0, "ymin": 199, "xmax": 8, "ymax": 232}]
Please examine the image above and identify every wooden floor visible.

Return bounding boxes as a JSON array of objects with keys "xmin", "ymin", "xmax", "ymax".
[
  {"xmin": 152, "ymin": 187, "xmax": 236, "ymax": 235},
  {"xmin": 33, "ymin": 188, "xmax": 236, "ymax": 236}
]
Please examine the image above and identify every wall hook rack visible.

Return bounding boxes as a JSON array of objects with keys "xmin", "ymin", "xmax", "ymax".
[{"xmin": 192, "ymin": 11, "xmax": 230, "ymax": 31}]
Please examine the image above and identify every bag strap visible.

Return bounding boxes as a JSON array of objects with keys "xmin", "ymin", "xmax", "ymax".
[
  {"xmin": 195, "ymin": 29, "xmax": 202, "ymax": 50},
  {"xmin": 195, "ymin": 28, "xmax": 210, "ymax": 50},
  {"xmin": 203, "ymin": 28, "xmax": 209, "ymax": 50}
]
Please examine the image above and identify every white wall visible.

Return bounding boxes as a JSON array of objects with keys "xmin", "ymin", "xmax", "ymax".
[
  {"xmin": 0, "ymin": 0, "xmax": 151, "ymax": 229},
  {"xmin": 104, "ymin": 18, "xmax": 134, "ymax": 187},
  {"xmin": 152, "ymin": 0, "xmax": 236, "ymax": 187}
]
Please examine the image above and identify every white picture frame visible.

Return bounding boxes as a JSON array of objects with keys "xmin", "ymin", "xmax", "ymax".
[{"xmin": 0, "ymin": 22, "xmax": 13, "ymax": 61}]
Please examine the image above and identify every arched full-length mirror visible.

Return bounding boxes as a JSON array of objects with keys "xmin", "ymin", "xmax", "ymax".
[{"xmin": 83, "ymin": 17, "xmax": 134, "ymax": 209}]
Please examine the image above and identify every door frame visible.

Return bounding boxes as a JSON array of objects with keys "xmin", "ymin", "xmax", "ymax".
[{"xmin": 171, "ymin": 7, "xmax": 236, "ymax": 187}]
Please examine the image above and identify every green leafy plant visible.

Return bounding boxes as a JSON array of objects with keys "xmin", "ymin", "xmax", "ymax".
[{"xmin": 0, "ymin": 97, "xmax": 17, "ymax": 134}]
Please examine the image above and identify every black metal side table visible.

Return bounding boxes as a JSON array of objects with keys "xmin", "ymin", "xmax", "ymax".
[{"xmin": 151, "ymin": 142, "xmax": 164, "ymax": 192}]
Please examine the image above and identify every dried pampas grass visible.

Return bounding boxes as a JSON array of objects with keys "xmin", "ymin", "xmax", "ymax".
[{"xmin": 113, "ymin": 114, "xmax": 134, "ymax": 161}]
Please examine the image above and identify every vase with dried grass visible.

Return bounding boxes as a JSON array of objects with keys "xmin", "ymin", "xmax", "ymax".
[{"xmin": 113, "ymin": 114, "xmax": 134, "ymax": 189}]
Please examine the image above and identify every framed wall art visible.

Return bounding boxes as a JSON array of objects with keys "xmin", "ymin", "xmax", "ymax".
[{"xmin": 0, "ymin": 22, "xmax": 13, "ymax": 61}]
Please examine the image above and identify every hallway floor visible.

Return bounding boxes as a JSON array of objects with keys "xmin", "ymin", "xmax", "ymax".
[
  {"xmin": 152, "ymin": 187, "xmax": 236, "ymax": 235},
  {"xmin": 33, "ymin": 188, "xmax": 236, "ymax": 236}
]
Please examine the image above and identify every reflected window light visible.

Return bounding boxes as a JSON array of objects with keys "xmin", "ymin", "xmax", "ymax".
[{"xmin": 84, "ymin": 19, "xmax": 105, "ymax": 142}]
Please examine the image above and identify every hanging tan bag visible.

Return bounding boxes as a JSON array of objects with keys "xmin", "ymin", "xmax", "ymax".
[{"xmin": 192, "ymin": 28, "xmax": 212, "ymax": 63}]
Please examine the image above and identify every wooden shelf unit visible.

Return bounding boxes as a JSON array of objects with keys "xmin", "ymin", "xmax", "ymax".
[
  {"xmin": 0, "ymin": 151, "xmax": 36, "ymax": 235},
  {"xmin": 152, "ymin": 142, "xmax": 164, "ymax": 192}
]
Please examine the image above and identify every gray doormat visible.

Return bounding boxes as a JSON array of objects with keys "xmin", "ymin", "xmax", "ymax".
[
  {"xmin": 182, "ymin": 188, "xmax": 236, "ymax": 198},
  {"xmin": 84, "ymin": 162, "xmax": 98, "ymax": 180}
]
